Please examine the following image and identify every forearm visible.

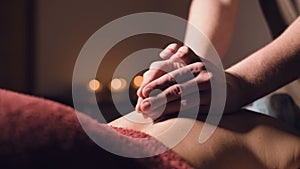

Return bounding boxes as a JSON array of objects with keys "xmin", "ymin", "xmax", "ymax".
[
  {"xmin": 226, "ymin": 17, "xmax": 300, "ymax": 108},
  {"xmin": 184, "ymin": 0, "xmax": 239, "ymax": 58}
]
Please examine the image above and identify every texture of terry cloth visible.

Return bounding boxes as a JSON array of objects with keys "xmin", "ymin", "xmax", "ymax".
[{"xmin": 0, "ymin": 89, "xmax": 194, "ymax": 169}]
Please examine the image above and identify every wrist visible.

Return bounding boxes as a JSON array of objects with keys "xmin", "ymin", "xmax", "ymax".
[{"xmin": 224, "ymin": 70, "xmax": 252, "ymax": 113}]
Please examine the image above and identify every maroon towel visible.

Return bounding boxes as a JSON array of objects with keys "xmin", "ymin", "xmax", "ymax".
[{"xmin": 0, "ymin": 89, "xmax": 194, "ymax": 169}]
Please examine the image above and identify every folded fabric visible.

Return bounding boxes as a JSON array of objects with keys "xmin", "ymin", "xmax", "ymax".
[{"xmin": 0, "ymin": 89, "xmax": 194, "ymax": 169}]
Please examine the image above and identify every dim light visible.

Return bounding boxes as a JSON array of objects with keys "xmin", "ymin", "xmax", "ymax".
[
  {"xmin": 88, "ymin": 79, "xmax": 102, "ymax": 92},
  {"xmin": 110, "ymin": 78, "xmax": 127, "ymax": 92},
  {"xmin": 133, "ymin": 75, "xmax": 143, "ymax": 88}
]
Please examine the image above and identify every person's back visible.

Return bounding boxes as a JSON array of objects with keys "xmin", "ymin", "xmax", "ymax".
[{"xmin": 110, "ymin": 110, "xmax": 300, "ymax": 169}]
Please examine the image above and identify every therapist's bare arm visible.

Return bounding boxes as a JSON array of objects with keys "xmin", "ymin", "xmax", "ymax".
[
  {"xmin": 136, "ymin": 0, "xmax": 239, "ymax": 113},
  {"xmin": 226, "ymin": 17, "xmax": 300, "ymax": 111},
  {"xmin": 137, "ymin": 17, "xmax": 300, "ymax": 117},
  {"xmin": 185, "ymin": 0, "xmax": 239, "ymax": 58},
  {"xmin": 160, "ymin": 0, "xmax": 239, "ymax": 60}
]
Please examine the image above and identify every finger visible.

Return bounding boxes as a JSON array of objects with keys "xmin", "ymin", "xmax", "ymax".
[
  {"xmin": 140, "ymin": 43, "xmax": 179, "ymax": 98},
  {"xmin": 170, "ymin": 46, "xmax": 201, "ymax": 64},
  {"xmin": 145, "ymin": 99, "xmax": 210, "ymax": 120},
  {"xmin": 172, "ymin": 46, "xmax": 189, "ymax": 58},
  {"xmin": 140, "ymin": 87, "xmax": 211, "ymax": 113},
  {"xmin": 159, "ymin": 43, "xmax": 180, "ymax": 59},
  {"xmin": 141, "ymin": 73, "xmax": 177, "ymax": 98},
  {"xmin": 137, "ymin": 69, "xmax": 165, "ymax": 97},
  {"xmin": 137, "ymin": 68, "xmax": 167, "ymax": 98},
  {"xmin": 142, "ymin": 62, "xmax": 208, "ymax": 97},
  {"xmin": 139, "ymin": 69, "xmax": 212, "ymax": 112},
  {"xmin": 135, "ymin": 97, "xmax": 144, "ymax": 112},
  {"xmin": 182, "ymin": 70, "xmax": 212, "ymax": 94},
  {"xmin": 137, "ymin": 60, "xmax": 185, "ymax": 97}
]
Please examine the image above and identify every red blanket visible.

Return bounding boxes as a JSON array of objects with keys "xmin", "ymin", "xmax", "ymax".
[{"xmin": 0, "ymin": 89, "xmax": 194, "ymax": 169}]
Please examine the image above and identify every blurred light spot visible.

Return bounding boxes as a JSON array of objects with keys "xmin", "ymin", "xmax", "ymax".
[
  {"xmin": 110, "ymin": 78, "xmax": 127, "ymax": 92},
  {"xmin": 133, "ymin": 75, "xmax": 143, "ymax": 88},
  {"xmin": 88, "ymin": 79, "xmax": 102, "ymax": 92}
]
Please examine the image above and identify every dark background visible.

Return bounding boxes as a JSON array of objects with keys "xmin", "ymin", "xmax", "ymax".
[{"xmin": 0, "ymin": 0, "xmax": 272, "ymax": 121}]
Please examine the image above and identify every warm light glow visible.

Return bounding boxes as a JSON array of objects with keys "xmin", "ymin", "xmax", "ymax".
[
  {"xmin": 110, "ymin": 78, "xmax": 127, "ymax": 92},
  {"xmin": 88, "ymin": 79, "xmax": 102, "ymax": 92},
  {"xmin": 133, "ymin": 75, "xmax": 143, "ymax": 88},
  {"xmin": 111, "ymin": 79, "xmax": 122, "ymax": 89}
]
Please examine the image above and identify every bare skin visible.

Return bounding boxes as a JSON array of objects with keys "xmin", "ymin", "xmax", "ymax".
[
  {"xmin": 109, "ymin": 110, "xmax": 300, "ymax": 169},
  {"xmin": 136, "ymin": 0, "xmax": 239, "ymax": 115},
  {"xmin": 184, "ymin": 0, "xmax": 239, "ymax": 58},
  {"xmin": 136, "ymin": 17, "xmax": 300, "ymax": 117},
  {"xmin": 136, "ymin": 0, "xmax": 300, "ymax": 118}
]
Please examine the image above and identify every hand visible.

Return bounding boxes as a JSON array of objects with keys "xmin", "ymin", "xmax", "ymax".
[
  {"xmin": 135, "ymin": 44, "xmax": 216, "ymax": 119},
  {"xmin": 136, "ymin": 43, "xmax": 200, "ymax": 98}
]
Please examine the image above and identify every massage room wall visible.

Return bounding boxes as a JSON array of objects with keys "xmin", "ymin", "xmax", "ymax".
[
  {"xmin": 0, "ymin": 0, "xmax": 272, "ymax": 121},
  {"xmin": 0, "ymin": 1, "xmax": 34, "ymax": 93}
]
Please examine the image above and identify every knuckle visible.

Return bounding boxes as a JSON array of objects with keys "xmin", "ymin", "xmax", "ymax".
[
  {"xmin": 176, "ymin": 50, "xmax": 187, "ymax": 58},
  {"xmin": 190, "ymin": 62, "xmax": 205, "ymax": 74},
  {"xmin": 172, "ymin": 61, "xmax": 186, "ymax": 70},
  {"xmin": 202, "ymin": 71, "xmax": 213, "ymax": 81},
  {"xmin": 193, "ymin": 62, "xmax": 205, "ymax": 69},
  {"xmin": 166, "ymin": 74, "xmax": 176, "ymax": 84},
  {"xmin": 167, "ymin": 84, "xmax": 182, "ymax": 97}
]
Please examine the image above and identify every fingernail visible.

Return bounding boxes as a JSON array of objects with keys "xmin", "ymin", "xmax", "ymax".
[
  {"xmin": 141, "ymin": 100, "xmax": 151, "ymax": 111},
  {"xmin": 159, "ymin": 50, "xmax": 172, "ymax": 59}
]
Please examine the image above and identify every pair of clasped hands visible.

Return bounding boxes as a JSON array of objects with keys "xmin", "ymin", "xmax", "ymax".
[{"xmin": 135, "ymin": 43, "xmax": 216, "ymax": 120}]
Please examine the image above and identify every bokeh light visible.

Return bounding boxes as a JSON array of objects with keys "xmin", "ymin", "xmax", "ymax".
[
  {"xmin": 133, "ymin": 75, "xmax": 143, "ymax": 88},
  {"xmin": 88, "ymin": 79, "xmax": 102, "ymax": 92},
  {"xmin": 110, "ymin": 78, "xmax": 127, "ymax": 92}
]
